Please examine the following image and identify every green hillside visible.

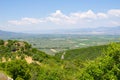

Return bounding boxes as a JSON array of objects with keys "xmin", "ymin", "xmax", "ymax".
[
  {"xmin": 55, "ymin": 44, "xmax": 109, "ymax": 61},
  {"xmin": 0, "ymin": 39, "xmax": 54, "ymax": 63},
  {"xmin": 0, "ymin": 39, "xmax": 120, "ymax": 80},
  {"xmin": 78, "ymin": 43, "xmax": 120, "ymax": 79}
]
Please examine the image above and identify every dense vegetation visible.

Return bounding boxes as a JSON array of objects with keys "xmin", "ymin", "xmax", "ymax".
[
  {"xmin": 55, "ymin": 45, "xmax": 109, "ymax": 61},
  {"xmin": 78, "ymin": 43, "xmax": 120, "ymax": 80},
  {"xmin": 0, "ymin": 39, "xmax": 53, "ymax": 63},
  {"xmin": 0, "ymin": 39, "xmax": 120, "ymax": 80}
]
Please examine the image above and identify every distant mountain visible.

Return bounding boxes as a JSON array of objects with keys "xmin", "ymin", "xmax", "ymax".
[
  {"xmin": 0, "ymin": 26, "xmax": 120, "ymax": 36},
  {"xmin": 0, "ymin": 30, "xmax": 14, "ymax": 35},
  {"xmin": 0, "ymin": 30, "xmax": 20, "ymax": 37},
  {"xmin": 0, "ymin": 30, "xmax": 33, "ymax": 39},
  {"xmin": 52, "ymin": 26, "xmax": 120, "ymax": 35}
]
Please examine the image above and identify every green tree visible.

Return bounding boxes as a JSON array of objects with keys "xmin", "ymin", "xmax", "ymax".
[
  {"xmin": 4, "ymin": 60, "xmax": 31, "ymax": 80},
  {"xmin": 0, "ymin": 39, "xmax": 4, "ymax": 45}
]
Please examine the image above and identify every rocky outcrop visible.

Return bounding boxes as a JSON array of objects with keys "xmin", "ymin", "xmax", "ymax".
[{"xmin": 0, "ymin": 72, "xmax": 13, "ymax": 80}]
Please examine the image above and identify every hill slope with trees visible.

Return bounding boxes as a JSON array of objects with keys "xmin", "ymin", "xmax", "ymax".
[
  {"xmin": 55, "ymin": 44, "xmax": 109, "ymax": 61},
  {"xmin": 0, "ymin": 39, "xmax": 120, "ymax": 80}
]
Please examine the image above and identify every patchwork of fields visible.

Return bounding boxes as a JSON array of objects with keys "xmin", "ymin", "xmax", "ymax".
[{"xmin": 12, "ymin": 35, "xmax": 120, "ymax": 55}]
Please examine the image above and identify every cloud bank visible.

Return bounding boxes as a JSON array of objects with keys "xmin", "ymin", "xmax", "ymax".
[{"xmin": 8, "ymin": 9, "xmax": 120, "ymax": 28}]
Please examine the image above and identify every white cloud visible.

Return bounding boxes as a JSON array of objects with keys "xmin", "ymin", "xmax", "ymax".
[
  {"xmin": 70, "ymin": 10, "xmax": 97, "ymax": 19},
  {"xmin": 46, "ymin": 10, "xmax": 74, "ymax": 24},
  {"xmin": 97, "ymin": 13, "xmax": 108, "ymax": 19},
  {"xmin": 22, "ymin": 18, "xmax": 45, "ymax": 23},
  {"xmin": 8, "ymin": 17, "xmax": 45, "ymax": 25},
  {"xmin": 8, "ymin": 9, "xmax": 120, "ymax": 28},
  {"xmin": 110, "ymin": 21, "xmax": 120, "ymax": 26},
  {"xmin": 108, "ymin": 9, "xmax": 120, "ymax": 17},
  {"xmin": 78, "ymin": 10, "xmax": 97, "ymax": 19}
]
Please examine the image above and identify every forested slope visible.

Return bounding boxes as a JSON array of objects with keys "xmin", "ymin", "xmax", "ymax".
[
  {"xmin": 0, "ymin": 39, "xmax": 120, "ymax": 80},
  {"xmin": 55, "ymin": 44, "xmax": 109, "ymax": 61},
  {"xmin": 0, "ymin": 39, "xmax": 53, "ymax": 63}
]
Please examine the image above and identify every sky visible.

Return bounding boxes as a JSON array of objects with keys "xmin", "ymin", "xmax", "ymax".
[{"xmin": 0, "ymin": 0, "xmax": 120, "ymax": 33}]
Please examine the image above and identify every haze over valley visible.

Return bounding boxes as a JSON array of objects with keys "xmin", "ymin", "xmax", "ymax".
[{"xmin": 0, "ymin": 0, "xmax": 120, "ymax": 80}]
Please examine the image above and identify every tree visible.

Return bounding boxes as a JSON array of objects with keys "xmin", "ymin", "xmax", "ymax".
[
  {"xmin": 0, "ymin": 39, "xmax": 4, "ymax": 45},
  {"xmin": 78, "ymin": 43, "xmax": 120, "ymax": 80},
  {"xmin": 4, "ymin": 60, "xmax": 31, "ymax": 80}
]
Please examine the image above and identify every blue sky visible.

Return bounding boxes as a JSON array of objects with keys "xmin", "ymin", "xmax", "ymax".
[{"xmin": 0, "ymin": 0, "xmax": 120, "ymax": 33}]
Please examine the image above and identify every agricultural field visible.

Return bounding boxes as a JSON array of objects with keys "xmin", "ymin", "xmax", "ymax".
[{"xmin": 11, "ymin": 35, "xmax": 120, "ymax": 55}]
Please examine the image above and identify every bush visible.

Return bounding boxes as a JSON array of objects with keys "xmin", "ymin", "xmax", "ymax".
[
  {"xmin": 3, "ymin": 60, "xmax": 31, "ymax": 80},
  {"xmin": 78, "ymin": 43, "xmax": 120, "ymax": 80},
  {"xmin": 0, "ymin": 39, "xmax": 4, "ymax": 45}
]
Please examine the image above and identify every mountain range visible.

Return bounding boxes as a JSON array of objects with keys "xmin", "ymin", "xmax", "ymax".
[
  {"xmin": 52, "ymin": 26, "xmax": 120, "ymax": 35},
  {"xmin": 0, "ymin": 26, "xmax": 120, "ymax": 36}
]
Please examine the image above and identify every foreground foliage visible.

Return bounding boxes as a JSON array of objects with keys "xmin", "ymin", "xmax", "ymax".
[
  {"xmin": 0, "ymin": 39, "xmax": 120, "ymax": 80},
  {"xmin": 78, "ymin": 43, "xmax": 120, "ymax": 80}
]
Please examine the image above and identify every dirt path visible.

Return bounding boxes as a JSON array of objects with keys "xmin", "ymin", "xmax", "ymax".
[
  {"xmin": 61, "ymin": 52, "xmax": 66, "ymax": 60},
  {"xmin": 50, "ymin": 49, "xmax": 57, "ymax": 53}
]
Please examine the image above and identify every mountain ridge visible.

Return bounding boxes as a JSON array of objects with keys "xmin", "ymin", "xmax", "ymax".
[{"xmin": 0, "ymin": 26, "xmax": 120, "ymax": 35}]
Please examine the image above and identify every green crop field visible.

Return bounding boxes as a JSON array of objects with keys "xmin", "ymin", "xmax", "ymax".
[{"xmin": 10, "ymin": 35, "xmax": 120, "ymax": 55}]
